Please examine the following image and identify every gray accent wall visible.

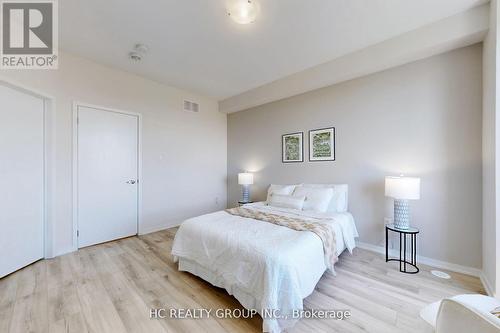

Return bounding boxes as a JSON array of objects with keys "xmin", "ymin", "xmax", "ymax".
[{"xmin": 227, "ymin": 44, "xmax": 483, "ymax": 268}]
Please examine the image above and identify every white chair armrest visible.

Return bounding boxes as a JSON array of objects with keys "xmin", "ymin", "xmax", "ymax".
[{"xmin": 436, "ymin": 295, "xmax": 500, "ymax": 333}]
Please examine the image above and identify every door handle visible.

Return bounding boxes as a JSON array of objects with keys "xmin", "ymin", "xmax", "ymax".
[{"xmin": 126, "ymin": 180, "xmax": 136, "ymax": 184}]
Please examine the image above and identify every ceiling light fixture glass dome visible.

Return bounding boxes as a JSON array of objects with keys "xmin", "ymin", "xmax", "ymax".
[{"xmin": 226, "ymin": 0, "xmax": 260, "ymax": 24}]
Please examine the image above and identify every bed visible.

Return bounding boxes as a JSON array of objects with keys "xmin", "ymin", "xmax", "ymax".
[{"xmin": 171, "ymin": 184, "xmax": 358, "ymax": 333}]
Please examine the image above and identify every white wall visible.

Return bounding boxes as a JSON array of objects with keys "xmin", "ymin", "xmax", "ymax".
[
  {"xmin": 228, "ymin": 44, "xmax": 483, "ymax": 269},
  {"xmin": 1, "ymin": 51, "xmax": 227, "ymax": 256},
  {"xmin": 483, "ymin": 0, "xmax": 500, "ymax": 297}
]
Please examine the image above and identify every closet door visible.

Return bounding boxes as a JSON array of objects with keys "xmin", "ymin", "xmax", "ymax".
[
  {"xmin": 76, "ymin": 106, "xmax": 139, "ymax": 248},
  {"xmin": 0, "ymin": 84, "xmax": 45, "ymax": 278}
]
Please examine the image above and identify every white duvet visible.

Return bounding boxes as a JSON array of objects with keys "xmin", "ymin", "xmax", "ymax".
[{"xmin": 171, "ymin": 202, "xmax": 359, "ymax": 333}]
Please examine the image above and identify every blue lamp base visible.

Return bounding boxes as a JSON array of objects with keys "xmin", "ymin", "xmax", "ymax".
[
  {"xmin": 394, "ymin": 199, "xmax": 410, "ymax": 229},
  {"xmin": 241, "ymin": 185, "xmax": 250, "ymax": 203}
]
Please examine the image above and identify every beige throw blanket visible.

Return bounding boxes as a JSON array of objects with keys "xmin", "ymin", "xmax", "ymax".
[{"xmin": 225, "ymin": 207, "xmax": 338, "ymax": 271}]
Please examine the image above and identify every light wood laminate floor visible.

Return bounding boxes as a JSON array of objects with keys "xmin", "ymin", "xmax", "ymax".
[{"xmin": 0, "ymin": 228, "xmax": 485, "ymax": 333}]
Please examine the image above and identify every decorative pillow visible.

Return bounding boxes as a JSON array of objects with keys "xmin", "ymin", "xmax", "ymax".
[
  {"xmin": 268, "ymin": 194, "xmax": 306, "ymax": 210},
  {"xmin": 266, "ymin": 184, "xmax": 297, "ymax": 202},
  {"xmin": 292, "ymin": 187, "xmax": 334, "ymax": 213},
  {"xmin": 301, "ymin": 184, "xmax": 348, "ymax": 213}
]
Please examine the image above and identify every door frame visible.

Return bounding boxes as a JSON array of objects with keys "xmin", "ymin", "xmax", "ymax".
[
  {"xmin": 72, "ymin": 102, "xmax": 143, "ymax": 250},
  {"xmin": 0, "ymin": 77, "xmax": 55, "ymax": 259}
]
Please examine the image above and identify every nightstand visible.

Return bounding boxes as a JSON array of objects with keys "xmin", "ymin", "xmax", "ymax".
[{"xmin": 385, "ymin": 224, "xmax": 420, "ymax": 274}]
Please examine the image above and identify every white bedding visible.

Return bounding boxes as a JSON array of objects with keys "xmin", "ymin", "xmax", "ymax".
[{"xmin": 171, "ymin": 202, "xmax": 359, "ymax": 333}]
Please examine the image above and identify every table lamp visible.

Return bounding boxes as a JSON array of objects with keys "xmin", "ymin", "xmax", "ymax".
[
  {"xmin": 238, "ymin": 172, "xmax": 254, "ymax": 203},
  {"xmin": 385, "ymin": 176, "xmax": 420, "ymax": 229}
]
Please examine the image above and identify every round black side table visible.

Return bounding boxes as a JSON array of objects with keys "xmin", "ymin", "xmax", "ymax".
[
  {"xmin": 238, "ymin": 201, "xmax": 254, "ymax": 207},
  {"xmin": 385, "ymin": 224, "xmax": 420, "ymax": 274}
]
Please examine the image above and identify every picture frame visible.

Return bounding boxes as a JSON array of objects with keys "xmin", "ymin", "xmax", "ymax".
[
  {"xmin": 309, "ymin": 127, "xmax": 335, "ymax": 161},
  {"xmin": 282, "ymin": 132, "xmax": 304, "ymax": 163}
]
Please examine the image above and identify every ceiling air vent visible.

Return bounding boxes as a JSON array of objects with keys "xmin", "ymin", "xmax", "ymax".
[{"xmin": 183, "ymin": 100, "xmax": 199, "ymax": 112}]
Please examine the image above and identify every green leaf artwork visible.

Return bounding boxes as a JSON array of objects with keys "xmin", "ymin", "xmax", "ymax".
[
  {"xmin": 285, "ymin": 136, "xmax": 300, "ymax": 160},
  {"xmin": 312, "ymin": 132, "xmax": 331, "ymax": 158}
]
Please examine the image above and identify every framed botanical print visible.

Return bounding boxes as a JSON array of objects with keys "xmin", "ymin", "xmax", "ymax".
[
  {"xmin": 309, "ymin": 127, "xmax": 335, "ymax": 161},
  {"xmin": 282, "ymin": 132, "xmax": 304, "ymax": 163}
]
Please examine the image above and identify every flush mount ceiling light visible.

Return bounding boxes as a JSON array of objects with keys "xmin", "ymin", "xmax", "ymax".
[{"xmin": 226, "ymin": 0, "xmax": 260, "ymax": 24}]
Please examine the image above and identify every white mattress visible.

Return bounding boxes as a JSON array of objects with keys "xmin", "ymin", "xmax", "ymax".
[{"xmin": 171, "ymin": 202, "xmax": 358, "ymax": 333}]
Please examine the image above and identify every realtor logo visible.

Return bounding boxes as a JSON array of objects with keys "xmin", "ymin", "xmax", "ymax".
[{"xmin": 1, "ymin": 0, "xmax": 58, "ymax": 69}]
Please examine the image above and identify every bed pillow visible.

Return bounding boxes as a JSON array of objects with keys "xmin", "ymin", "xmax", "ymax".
[
  {"xmin": 266, "ymin": 184, "xmax": 297, "ymax": 202},
  {"xmin": 292, "ymin": 187, "xmax": 334, "ymax": 213},
  {"xmin": 268, "ymin": 194, "xmax": 306, "ymax": 210},
  {"xmin": 301, "ymin": 184, "xmax": 348, "ymax": 213}
]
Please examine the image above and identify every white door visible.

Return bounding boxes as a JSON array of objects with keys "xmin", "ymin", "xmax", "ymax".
[
  {"xmin": 0, "ymin": 84, "xmax": 45, "ymax": 278},
  {"xmin": 77, "ymin": 106, "xmax": 139, "ymax": 248}
]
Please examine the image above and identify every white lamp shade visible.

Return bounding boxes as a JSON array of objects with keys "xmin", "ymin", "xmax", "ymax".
[
  {"xmin": 385, "ymin": 176, "xmax": 420, "ymax": 200},
  {"xmin": 238, "ymin": 173, "xmax": 254, "ymax": 185}
]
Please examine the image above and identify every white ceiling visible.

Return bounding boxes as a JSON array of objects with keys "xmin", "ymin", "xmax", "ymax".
[{"xmin": 60, "ymin": 0, "xmax": 487, "ymax": 100}]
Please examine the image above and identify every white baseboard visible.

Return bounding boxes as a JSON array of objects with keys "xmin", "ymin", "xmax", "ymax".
[
  {"xmin": 480, "ymin": 272, "xmax": 495, "ymax": 297},
  {"xmin": 139, "ymin": 222, "xmax": 181, "ymax": 235},
  {"xmin": 52, "ymin": 224, "xmax": 180, "ymax": 258},
  {"xmin": 356, "ymin": 241, "xmax": 482, "ymax": 277}
]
